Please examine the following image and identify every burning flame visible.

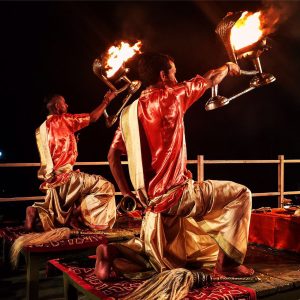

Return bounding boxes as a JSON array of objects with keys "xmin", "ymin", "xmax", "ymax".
[
  {"xmin": 230, "ymin": 11, "xmax": 263, "ymax": 51},
  {"xmin": 105, "ymin": 41, "xmax": 142, "ymax": 78}
]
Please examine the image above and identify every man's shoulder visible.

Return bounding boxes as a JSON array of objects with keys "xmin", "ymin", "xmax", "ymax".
[
  {"xmin": 57, "ymin": 113, "xmax": 85, "ymax": 121},
  {"xmin": 61, "ymin": 113, "xmax": 74, "ymax": 118},
  {"xmin": 42, "ymin": 114, "xmax": 70, "ymax": 126}
]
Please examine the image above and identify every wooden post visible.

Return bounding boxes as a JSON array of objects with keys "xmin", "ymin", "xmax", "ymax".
[
  {"xmin": 197, "ymin": 155, "xmax": 204, "ymax": 182},
  {"xmin": 278, "ymin": 155, "xmax": 284, "ymax": 208},
  {"xmin": 25, "ymin": 252, "xmax": 40, "ymax": 300},
  {"xmin": 63, "ymin": 273, "xmax": 78, "ymax": 300}
]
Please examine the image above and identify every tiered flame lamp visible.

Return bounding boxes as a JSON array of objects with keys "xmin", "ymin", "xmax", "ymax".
[
  {"xmin": 93, "ymin": 41, "xmax": 142, "ymax": 127},
  {"xmin": 205, "ymin": 11, "xmax": 276, "ymax": 111}
]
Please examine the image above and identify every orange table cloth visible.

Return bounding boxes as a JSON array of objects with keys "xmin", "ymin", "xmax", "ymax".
[{"xmin": 249, "ymin": 209, "xmax": 300, "ymax": 253}]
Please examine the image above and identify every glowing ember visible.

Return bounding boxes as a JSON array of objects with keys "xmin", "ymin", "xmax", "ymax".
[
  {"xmin": 230, "ymin": 11, "xmax": 263, "ymax": 51},
  {"xmin": 105, "ymin": 41, "xmax": 142, "ymax": 78}
]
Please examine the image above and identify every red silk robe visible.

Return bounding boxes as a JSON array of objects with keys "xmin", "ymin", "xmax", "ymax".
[
  {"xmin": 111, "ymin": 75, "xmax": 208, "ymax": 212},
  {"xmin": 36, "ymin": 113, "xmax": 90, "ymax": 190}
]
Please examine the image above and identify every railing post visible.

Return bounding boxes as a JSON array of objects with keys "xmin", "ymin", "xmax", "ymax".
[
  {"xmin": 278, "ymin": 154, "xmax": 284, "ymax": 208},
  {"xmin": 197, "ymin": 155, "xmax": 204, "ymax": 182}
]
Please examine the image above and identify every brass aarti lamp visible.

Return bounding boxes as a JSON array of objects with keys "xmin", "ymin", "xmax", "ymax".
[
  {"xmin": 93, "ymin": 41, "xmax": 142, "ymax": 127},
  {"xmin": 205, "ymin": 11, "xmax": 276, "ymax": 111}
]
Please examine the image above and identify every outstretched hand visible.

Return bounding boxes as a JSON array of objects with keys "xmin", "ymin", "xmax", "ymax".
[
  {"xmin": 90, "ymin": 90, "xmax": 117, "ymax": 123},
  {"xmin": 203, "ymin": 62, "xmax": 241, "ymax": 88},
  {"xmin": 103, "ymin": 90, "xmax": 117, "ymax": 106},
  {"xmin": 226, "ymin": 62, "xmax": 241, "ymax": 76}
]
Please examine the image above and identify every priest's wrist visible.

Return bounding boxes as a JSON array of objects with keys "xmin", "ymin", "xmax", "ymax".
[
  {"xmin": 225, "ymin": 62, "xmax": 231, "ymax": 74},
  {"xmin": 102, "ymin": 96, "xmax": 110, "ymax": 107}
]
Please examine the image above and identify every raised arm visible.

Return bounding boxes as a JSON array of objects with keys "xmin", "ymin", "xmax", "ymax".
[
  {"xmin": 89, "ymin": 90, "xmax": 116, "ymax": 123},
  {"xmin": 203, "ymin": 62, "xmax": 240, "ymax": 88}
]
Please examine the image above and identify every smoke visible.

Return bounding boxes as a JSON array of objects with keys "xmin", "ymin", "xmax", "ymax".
[{"xmin": 261, "ymin": 0, "xmax": 297, "ymax": 35}]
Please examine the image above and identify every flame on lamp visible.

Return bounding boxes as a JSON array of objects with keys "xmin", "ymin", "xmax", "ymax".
[
  {"xmin": 104, "ymin": 41, "xmax": 142, "ymax": 78},
  {"xmin": 230, "ymin": 11, "xmax": 263, "ymax": 51}
]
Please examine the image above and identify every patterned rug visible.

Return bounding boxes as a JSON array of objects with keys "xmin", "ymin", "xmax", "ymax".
[
  {"xmin": 0, "ymin": 211, "xmax": 142, "ymax": 253},
  {"xmin": 49, "ymin": 257, "xmax": 256, "ymax": 300}
]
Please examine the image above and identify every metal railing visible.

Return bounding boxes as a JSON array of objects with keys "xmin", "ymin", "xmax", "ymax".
[{"xmin": 1, "ymin": 155, "xmax": 300, "ymax": 207}]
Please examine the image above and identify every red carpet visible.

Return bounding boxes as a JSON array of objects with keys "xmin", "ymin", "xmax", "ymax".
[{"xmin": 49, "ymin": 258, "xmax": 256, "ymax": 300}]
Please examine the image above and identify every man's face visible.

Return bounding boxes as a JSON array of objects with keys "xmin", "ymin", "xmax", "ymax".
[
  {"xmin": 56, "ymin": 96, "xmax": 68, "ymax": 114},
  {"xmin": 167, "ymin": 61, "xmax": 177, "ymax": 85}
]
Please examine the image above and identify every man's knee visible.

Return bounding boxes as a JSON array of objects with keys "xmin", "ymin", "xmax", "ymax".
[
  {"xmin": 24, "ymin": 206, "xmax": 38, "ymax": 231},
  {"xmin": 239, "ymin": 185, "xmax": 252, "ymax": 210},
  {"xmin": 92, "ymin": 176, "xmax": 115, "ymax": 196},
  {"xmin": 104, "ymin": 180, "xmax": 115, "ymax": 196},
  {"xmin": 242, "ymin": 186, "xmax": 252, "ymax": 199}
]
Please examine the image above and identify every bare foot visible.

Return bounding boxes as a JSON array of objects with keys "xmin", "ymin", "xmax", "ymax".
[
  {"xmin": 113, "ymin": 258, "xmax": 146, "ymax": 273},
  {"xmin": 24, "ymin": 206, "xmax": 38, "ymax": 232},
  {"xmin": 69, "ymin": 217, "xmax": 81, "ymax": 230},
  {"xmin": 94, "ymin": 244, "xmax": 120, "ymax": 281},
  {"xmin": 214, "ymin": 264, "xmax": 254, "ymax": 277},
  {"xmin": 215, "ymin": 248, "xmax": 255, "ymax": 277}
]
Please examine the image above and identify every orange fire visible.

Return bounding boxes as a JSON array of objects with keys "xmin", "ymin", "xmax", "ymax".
[
  {"xmin": 230, "ymin": 11, "xmax": 263, "ymax": 51},
  {"xmin": 105, "ymin": 41, "xmax": 142, "ymax": 78}
]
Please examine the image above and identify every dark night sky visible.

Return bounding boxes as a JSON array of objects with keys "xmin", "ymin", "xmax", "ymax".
[{"xmin": 1, "ymin": 1, "xmax": 300, "ymax": 200}]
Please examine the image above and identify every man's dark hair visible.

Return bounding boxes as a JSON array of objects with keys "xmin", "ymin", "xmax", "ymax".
[
  {"xmin": 138, "ymin": 52, "xmax": 174, "ymax": 87},
  {"xmin": 44, "ymin": 94, "xmax": 63, "ymax": 114}
]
